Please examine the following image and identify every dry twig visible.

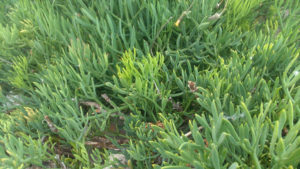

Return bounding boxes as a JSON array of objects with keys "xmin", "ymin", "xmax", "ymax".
[
  {"xmin": 85, "ymin": 136, "xmax": 129, "ymax": 149},
  {"xmin": 174, "ymin": 0, "xmax": 195, "ymax": 27},
  {"xmin": 184, "ymin": 126, "xmax": 203, "ymax": 137},
  {"xmin": 79, "ymin": 101, "xmax": 103, "ymax": 113},
  {"xmin": 208, "ymin": 0, "xmax": 229, "ymax": 20},
  {"xmin": 55, "ymin": 154, "xmax": 67, "ymax": 169},
  {"xmin": 44, "ymin": 116, "xmax": 58, "ymax": 133},
  {"xmin": 101, "ymin": 94, "xmax": 116, "ymax": 109}
]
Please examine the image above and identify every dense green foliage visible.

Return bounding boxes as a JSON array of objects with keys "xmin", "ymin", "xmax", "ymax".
[{"xmin": 0, "ymin": 0, "xmax": 300, "ymax": 168}]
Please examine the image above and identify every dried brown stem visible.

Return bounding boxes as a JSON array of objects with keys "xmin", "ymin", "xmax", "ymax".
[
  {"xmin": 208, "ymin": 0, "xmax": 229, "ymax": 20},
  {"xmin": 44, "ymin": 116, "xmax": 58, "ymax": 133},
  {"xmin": 101, "ymin": 93, "xmax": 115, "ymax": 108},
  {"xmin": 55, "ymin": 154, "xmax": 67, "ymax": 169},
  {"xmin": 184, "ymin": 126, "xmax": 203, "ymax": 137},
  {"xmin": 79, "ymin": 101, "xmax": 103, "ymax": 113},
  {"xmin": 174, "ymin": 0, "xmax": 195, "ymax": 27}
]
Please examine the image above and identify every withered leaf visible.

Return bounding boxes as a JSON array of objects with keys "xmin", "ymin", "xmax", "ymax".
[
  {"xmin": 146, "ymin": 121, "xmax": 165, "ymax": 130},
  {"xmin": 188, "ymin": 81, "xmax": 198, "ymax": 93}
]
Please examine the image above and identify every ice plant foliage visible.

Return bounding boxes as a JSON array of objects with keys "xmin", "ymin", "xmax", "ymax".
[{"xmin": 0, "ymin": 0, "xmax": 300, "ymax": 168}]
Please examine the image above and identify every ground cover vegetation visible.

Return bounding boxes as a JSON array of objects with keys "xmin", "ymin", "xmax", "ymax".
[{"xmin": 0, "ymin": 0, "xmax": 300, "ymax": 168}]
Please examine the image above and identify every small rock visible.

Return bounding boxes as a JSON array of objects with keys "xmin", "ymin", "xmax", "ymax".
[
  {"xmin": 4, "ymin": 93, "xmax": 23, "ymax": 108},
  {"xmin": 103, "ymin": 153, "xmax": 128, "ymax": 169}
]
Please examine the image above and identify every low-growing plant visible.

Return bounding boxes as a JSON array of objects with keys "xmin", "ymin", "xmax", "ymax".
[{"xmin": 0, "ymin": 0, "xmax": 299, "ymax": 168}]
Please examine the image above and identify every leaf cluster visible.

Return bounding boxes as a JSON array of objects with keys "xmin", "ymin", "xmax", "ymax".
[{"xmin": 0, "ymin": 0, "xmax": 299, "ymax": 168}]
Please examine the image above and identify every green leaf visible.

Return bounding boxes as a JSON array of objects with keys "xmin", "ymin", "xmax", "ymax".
[
  {"xmin": 287, "ymin": 100, "xmax": 294, "ymax": 127},
  {"xmin": 284, "ymin": 147, "xmax": 300, "ymax": 165},
  {"xmin": 278, "ymin": 109, "xmax": 286, "ymax": 134},
  {"xmin": 211, "ymin": 144, "xmax": 220, "ymax": 169},
  {"xmin": 240, "ymin": 102, "xmax": 254, "ymax": 127},
  {"xmin": 175, "ymin": 77, "xmax": 185, "ymax": 91},
  {"xmin": 275, "ymin": 138, "xmax": 285, "ymax": 156},
  {"xmin": 162, "ymin": 166, "xmax": 191, "ymax": 169},
  {"xmin": 270, "ymin": 121, "xmax": 279, "ymax": 154}
]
